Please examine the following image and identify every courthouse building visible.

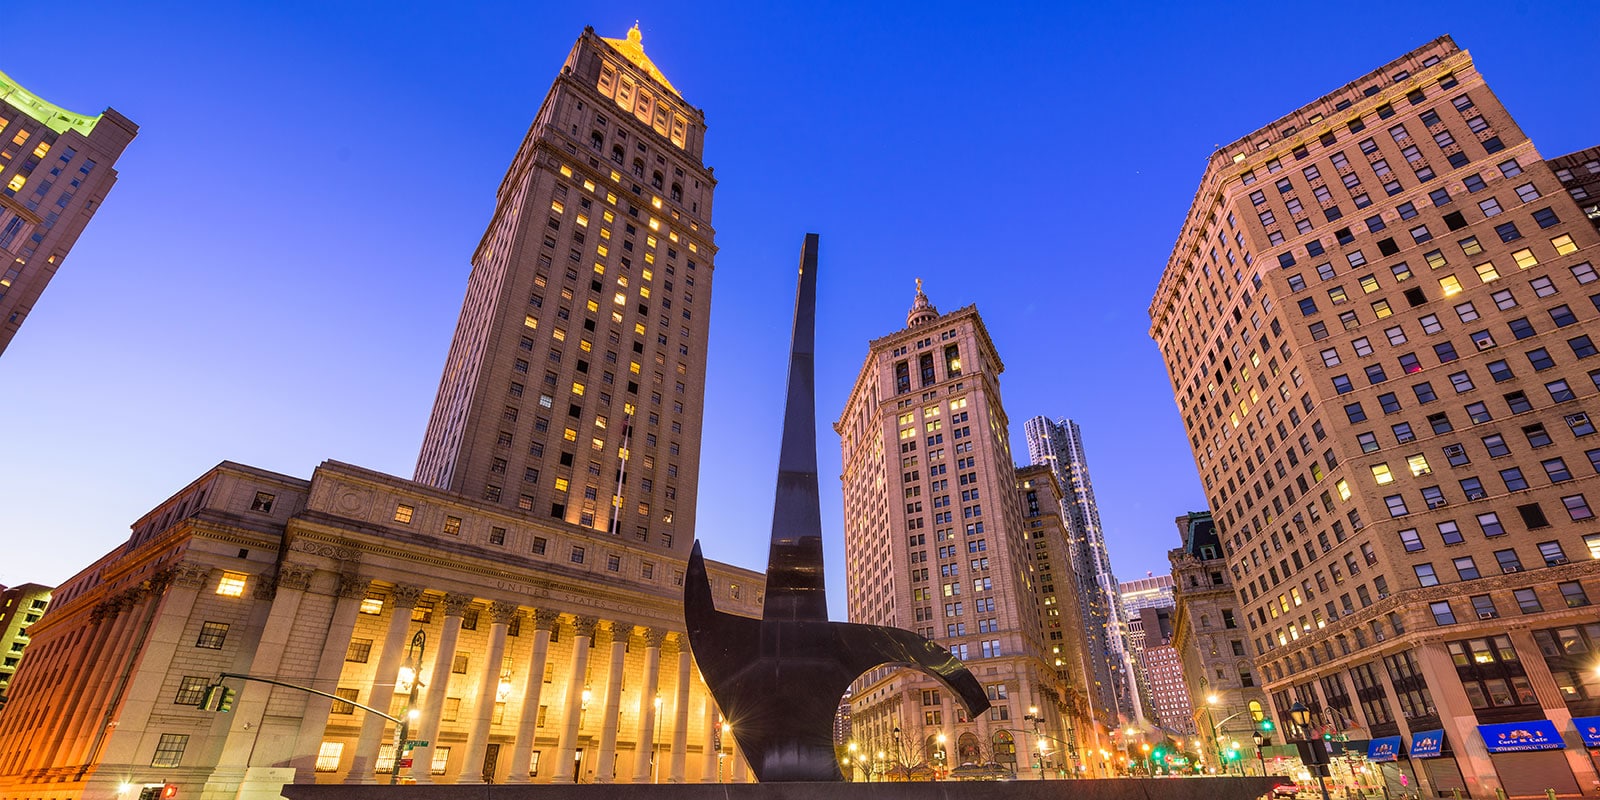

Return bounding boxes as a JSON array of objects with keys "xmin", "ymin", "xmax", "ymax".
[
  {"xmin": 0, "ymin": 26, "xmax": 765, "ymax": 800},
  {"xmin": 1150, "ymin": 36, "xmax": 1600, "ymax": 797}
]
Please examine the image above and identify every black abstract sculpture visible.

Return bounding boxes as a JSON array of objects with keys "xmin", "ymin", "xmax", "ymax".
[{"xmin": 684, "ymin": 233, "xmax": 990, "ymax": 782}]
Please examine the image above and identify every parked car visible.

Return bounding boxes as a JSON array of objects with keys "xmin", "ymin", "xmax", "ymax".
[{"xmin": 1271, "ymin": 783, "xmax": 1303, "ymax": 798}]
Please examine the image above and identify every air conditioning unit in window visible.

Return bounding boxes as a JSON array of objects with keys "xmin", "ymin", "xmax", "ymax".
[
  {"xmin": 1474, "ymin": 336, "xmax": 1497, "ymax": 350},
  {"xmin": 1572, "ymin": 413, "xmax": 1591, "ymax": 426},
  {"xmin": 1502, "ymin": 565, "xmax": 1521, "ymax": 573},
  {"xmin": 1427, "ymin": 498, "xmax": 1448, "ymax": 509},
  {"xmin": 1553, "ymin": 557, "xmax": 1570, "ymax": 565},
  {"xmin": 1477, "ymin": 611, "xmax": 1498, "ymax": 620}
]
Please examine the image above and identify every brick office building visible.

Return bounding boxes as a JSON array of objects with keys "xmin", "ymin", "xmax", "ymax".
[{"xmin": 1150, "ymin": 36, "xmax": 1600, "ymax": 797}]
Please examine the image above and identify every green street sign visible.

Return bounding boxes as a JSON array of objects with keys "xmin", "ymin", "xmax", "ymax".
[{"xmin": 404, "ymin": 740, "xmax": 429, "ymax": 748}]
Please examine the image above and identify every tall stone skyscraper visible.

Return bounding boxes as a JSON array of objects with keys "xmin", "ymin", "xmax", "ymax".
[
  {"xmin": 1151, "ymin": 36, "xmax": 1600, "ymax": 798},
  {"xmin": 0, "ymin": 69, "xmax": 137, "ymax": 356},
  {"xmin": 836, "ymin": 285, "xmax": 1066, "ymax": 777},
  {"xmin": 416, "ymin": 26, "xmax": 714, "ymax": 557},
  {"xmin": 1022, "ymin": 417, "xmax": 1139, "ymax": 723}
]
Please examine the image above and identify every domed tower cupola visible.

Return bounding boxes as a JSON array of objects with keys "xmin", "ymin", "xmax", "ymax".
[{"xmin": 906, "ymin": 277, "xmax": 939, "ymax": 328}]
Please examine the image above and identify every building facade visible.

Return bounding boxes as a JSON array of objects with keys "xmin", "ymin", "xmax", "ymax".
[
  {"xmin": 0, "ymin": 69, "xmax": 137, "ymax": 357},
  {"xmin": 414, "ymin": 26, "xmax": 714, "ymax": 563},
  {"xmin": 0, "ymin": 583, "xmax": 50, "ymax": 706},
  {"xmin": 1150, "ymin": 37, "xmax": 1600, "ymax": 796},
  {"xmin": 835, "ymin": 286, "xmax": 1066, "ymax": 778},
  {"xmin": 1143, "ymin": 643, "xmax": 1196, "ymax": 737},
  {"xmin": 1017, "ymin": 464, "xmax": 1103, "ymax": 773},
  {"xmin": 1023, "ymin": 417, "xmax": 1138, "ymax": 724},
  {"xmin": 1168, "ymin": 512, "xmax": 1267, "ymax": 769},
  {"xmin": 0, "ymin": 460, "xmax": 761, "ymax": 800}
]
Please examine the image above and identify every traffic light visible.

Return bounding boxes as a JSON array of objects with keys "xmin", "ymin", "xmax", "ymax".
[
  {"xmin": 1321, "ymin": 732, "xmax": 1333, "ymax": 742},
  {"xmin": 200, "ymin": 684, "xmax": 236, "ymax": 713},
  {"xmin": 1258, "ymin": 719, "xmax": 1275, "ymax": 732},
  {"xmin": 162, "ymin": 784, "xmax": 179, "ymax": 799}
]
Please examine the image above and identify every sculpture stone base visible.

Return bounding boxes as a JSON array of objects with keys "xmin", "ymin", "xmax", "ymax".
[{"xmin": 282, "ymin": 775, "xmax": 1286, "ymax": 800}]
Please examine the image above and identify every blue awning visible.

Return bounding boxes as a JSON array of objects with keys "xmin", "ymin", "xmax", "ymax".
[
  {"xmin": 1368, "ymin": 736, "xmax": 1402, "ymax": 762},
  {"xmin": 1409, "ymin": 730, "xmax": 1445, "ymax": 759},
  {"xmin": 1477, "ymin": 720, "xmax": 1564, "ymax": 753},
  {"xmin": 1573, "ymin": 716, "xmax": 1600, "ymax": 748}
]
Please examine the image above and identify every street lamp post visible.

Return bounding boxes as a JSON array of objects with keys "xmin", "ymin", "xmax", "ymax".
[
  {"xmin": 1290, "ymin": 702, "xmax": 1332, "ymax": 800},
  {"xmin": 1024, "ymin": 706, "xmax": 1044, "ymax": 779},
  {"xmin": 846, "ymin": 741, "xmax": 858, "ymax": 782},
  {"xmin": 389, "ymin": 630, "xmax": 427, "ymax": 785},
  {"xmin": 934, "ymin": 733, "xmax": 947, "ymax": 780},
  {"xmin": 1253, "ymin": 731, "xmax": 1267, "ymax": 777}
]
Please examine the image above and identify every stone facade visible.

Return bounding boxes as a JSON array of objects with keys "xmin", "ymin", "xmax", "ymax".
[
  {"xmin": 1150, "ymin": 37, "xmax": 1600, "ymax": 796},
  {"xmin": 0, "ymin": 460, "xmax": 762, "ymax": 800},
  {"xmin": 1169, "ymin": 512, "xmax": 1266, "ymax": 767}
]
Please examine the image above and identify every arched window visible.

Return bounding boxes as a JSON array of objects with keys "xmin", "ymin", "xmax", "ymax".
[
  {"xmin": 652, "ymin": 171, "xmax": 664, "ymax": 189},
  {"xmin": 1200, "ymin": 614, "xmax": 1211, "ymax": 628},
  {"xmin": 992, "ymin": 731, "xmax": 1015, "ymax": 765},
  {"xmin": 611, "ymin": 145, "xmax": 624, "ymax": 165},
  {"xmin": 590, "ymin": 131, "xmax": 604, "ymax": 150},
  {"xmin": 632, "ymin": 159, "xmax": 645, "ymax": 178},
  {"xmin": 956, "ymin": 732, "xmax": 981, "ymax": 764},
  {"xmin": 670, "ymin": 183, "xmax": 682, "ymax": 202},
  {"xmin": 1248, "ymin": 699, "xmax": 1264, "ymax": 721}
]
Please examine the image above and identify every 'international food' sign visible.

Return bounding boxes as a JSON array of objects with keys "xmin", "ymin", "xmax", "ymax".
[{"xmin": 1477, "ymin": 720, "xmax": 1564, "ymax": 753}]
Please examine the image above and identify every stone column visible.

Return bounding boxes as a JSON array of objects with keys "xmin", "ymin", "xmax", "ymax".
[
  {"xmin": 550, "ymin": 616, "xmax": 596, "ymax": 783},
  {"xmin": 627, "ymin": 628, "xmax": 666, "ymax": 782},
  {"xmin": 204, "ymin": 562, "xmax": 318, "ymax": 795},
  {"xmin": 39, "ymin": 598, "xmax": 118, "ymax": 768},
  {"xmin": 461, "ymin": 600, "xmax": 517, "ymax": 783},
  {"xmin": 344, "ymin": 583, "xmax": 425, "ymax": 784},
  {"xmin": 732, "ymin": 743, "xmax": 748, "ymax": 782},
  {"xmin": 594, "ymin": 622, "xmax": 630, "ymax": 783},
  {"xmin": 700, "ymin": 694, "xmax": 719, "ymax": 782},
  {"xmin": 1414, "ymin": 640, "xmax": 1497, "ymax": 797},
  {"xmin": 507, "ymin": 609, "xmax": 560, "ymax": 783},
  {"xmin": 90, "ymin": 562, "xmax": 213, "ymax": 770},
  {"xmin": 668, "ymin": 642, "xmax": 691, "ymax": 782},
  {"xmin": 288, "ymin": 573, "xmax": 369, "ymax": 782},
  {"xmin": 63, "ymin": 587, "xmax": 152, "ymax": 765},
  {"xmin": 408, "ymin": 592, "xmax": 470, "ymax": 783},
  {"xmin": 1508, "ymin": 628, "xmax": 1600, "ymax": 786}
]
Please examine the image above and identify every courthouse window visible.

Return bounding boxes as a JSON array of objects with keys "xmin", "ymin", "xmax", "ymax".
[
  {"xmin": 151, "ymin": 733, "xmax": 189, "ymax": 768},
  {"xmin": 316, "ymin": 742, "xmax": 344, "ymax": 772},
  {"xmin": 216, "ymin": 572, "xmax": 247, "ymax": 597}
]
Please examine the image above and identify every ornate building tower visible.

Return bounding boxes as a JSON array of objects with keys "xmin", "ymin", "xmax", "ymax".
[
  {"xmin": 416, "ymin": 26, "xmax": 715, "ymax": 558},
  {"xmin": 836, "ymin": 283, "xmax": 1060, "ymax": 778}
]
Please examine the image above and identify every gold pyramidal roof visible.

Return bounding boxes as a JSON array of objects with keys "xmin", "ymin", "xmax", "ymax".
[{"xmin": 601, "ymin": 24, "xmax": 681, "ymax": 99}]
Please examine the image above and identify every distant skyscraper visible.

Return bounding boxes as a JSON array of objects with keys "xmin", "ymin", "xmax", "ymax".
[
  {"xmin": 837, "ymin": 285, "xmax": 1068, "ymax": 777},
  {"xmin": 1149, "ymin": 36, "xmax": 1600, "ymax": 796},
  {"xmin": 415, "ymin": 25, "xmax": 714, "ymax": 559},
  {"xmin": 1119, "ymin": 575, "xmax": 1175, "ymax": 726},
  {"xmin": 1023, "ymin": 417, "xmax": 1137, "ymax": 723},
  {"xmin": 0, "ymin": 70, "xmax": 136, "ymax": 356},
  {"xmin": 0, "ymin": 582, "xmax": 50, "ymax": 704}
]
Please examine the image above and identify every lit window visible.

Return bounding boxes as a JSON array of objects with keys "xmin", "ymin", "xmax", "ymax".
[
  {"xmin": 1372, "ymin": 464, "xmax": 1395, "ymax": 485},
  {"xmin": 316, "ymin": 742, "xmax": 345, "ymax": 772},
  {"xmin": 554, "ymin": 477, "xmax": 569, "ymax": 492},
  {"xmin": 394, "ymin": 504, "xmax": 414, "ymax": 524},
  {"xmin": 1439, "ymin": 276, "xmax": 1463, "ymax": 296},
  {"xmin": 216, "ymin": 572, "xmax": 247, "ymax": 597},
  {"xmin": 359, "ymin": 594, "xmax": 384, "ymax": 615},
  {"xmin": 1552, "ymin": 235, "xmax": 1578, "ymax": 255}
]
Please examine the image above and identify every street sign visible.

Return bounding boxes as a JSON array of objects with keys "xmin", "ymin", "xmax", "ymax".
[
  {"xmin": 396, "ymin": 758, "xmax": 414, "ymax": 769},
  {"xmin": 404, "ymin": 740, "xmax": 429, "ymax": 748}
]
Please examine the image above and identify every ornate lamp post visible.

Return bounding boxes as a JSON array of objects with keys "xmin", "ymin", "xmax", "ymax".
[
  {"xmin": 388, "ymin": 630, "xmax": 426, "ymax": 785},
  {"xmin": 1253, "ymin": 731, "xmax": 1267, "ymax": 776},
  {"xmin": 1289, "ymin": 702, "xmax": 1332, "ymax": 800}
]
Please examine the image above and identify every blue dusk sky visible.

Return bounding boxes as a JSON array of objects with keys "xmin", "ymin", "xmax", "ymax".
[{"xmin": 3, "ymin": 2, "xmax": 1598, "ymax": 619}]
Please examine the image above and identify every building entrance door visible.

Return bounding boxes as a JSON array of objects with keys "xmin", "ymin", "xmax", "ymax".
[{"xmin": 482, "ymin": 743, "xmax": 500, "ymax": 783}]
